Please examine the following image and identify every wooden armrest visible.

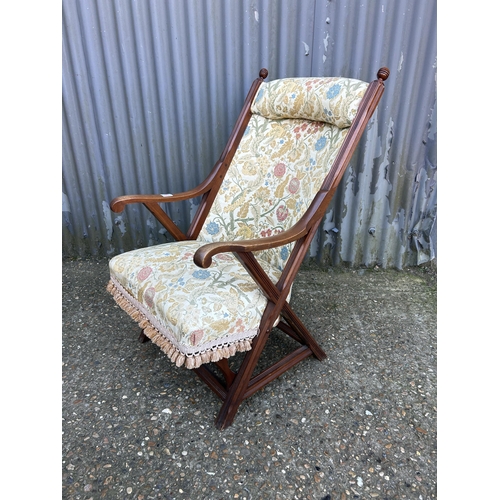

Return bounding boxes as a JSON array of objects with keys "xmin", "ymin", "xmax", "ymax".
[
  {"xmin": 109, "ymin": 180, "xmax": 214, "ymax": 241},
  {"xmin": 110, "ymin": 186, "xmax": 211, "ymax": 213},
  {"xmin": 194, "ymin": 221, "xmax": 310, "ymax": 268},
  {"xmin": 194, "ymin": 189, "xmax": 330, "ymax": 268},
  {"xmin": 108, "ymin": 162, "xmax": 224, "ymax": 241}
]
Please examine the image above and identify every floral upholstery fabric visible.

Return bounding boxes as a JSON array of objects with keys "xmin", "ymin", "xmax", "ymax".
[
  {"xmin": 197, "ymin": 77, "xmax": 368, "ymax": 271},
  {"xmin": 251, "ymin": 77, "xmax": 369, "ymax": 128},
  {"xmin": 109, "ymin": 241, "xmax": 283, "ymax": 360},
  {"xmin": 197, "ymin": 117, "xmax": 347, "ymax": 271},
  {"xmin": 108, "ymin": 76, "xmax": 369, "ymax": 368}
]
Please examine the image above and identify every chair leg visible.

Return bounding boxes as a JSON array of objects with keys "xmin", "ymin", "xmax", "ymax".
[
  {"xmin": 215, "ymin": 325, "xmax": 273, "ymax": 430},
  {"xmin": 214, "ymin": 301, "xmax": 326, "ymax": 429},
  {"xmin": 281, "ymin": 303, "xmax": 327, "ymax": 360},
  {"xmin": 138, "ymin": 330, "xmax": 151, "ymax": 343},
  {"xmin": 215, "ymin": 358, "xmax": 236, "ymax": 386}
]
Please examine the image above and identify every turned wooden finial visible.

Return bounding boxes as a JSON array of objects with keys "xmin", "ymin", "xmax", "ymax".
[
  {"xmin": 259, "ymin": 68, "xmax": 269, "ymax": 79},
  {"xmin": 377, "ymin": 67, "xmax": 390, "ymax": 81}
]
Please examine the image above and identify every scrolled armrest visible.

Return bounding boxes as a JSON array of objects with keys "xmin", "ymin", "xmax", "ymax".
[
  {"xmin": 193, "ymin": 221, "xmax": 310, "ymax": 268},
  {"xmin": 194, "ymin": 189, "xmax": 330, "ymax": 268},
  {"xmin": 109, "ymin": 169, "xmax": 219, "ymax": 213},
  {"xmin": 110, "ymin": 192, "xmax": 199, "ymax": 213}
]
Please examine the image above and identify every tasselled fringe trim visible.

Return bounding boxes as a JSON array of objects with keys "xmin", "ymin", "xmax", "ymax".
[{"xmin": 106, "ymin": 280, "xmax": 253, "ymax": 369}]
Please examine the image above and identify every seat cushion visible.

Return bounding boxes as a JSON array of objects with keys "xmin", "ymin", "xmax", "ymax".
[{"xmin": 107, "ymin": 241, "xmax": 284, "ymax": 369}]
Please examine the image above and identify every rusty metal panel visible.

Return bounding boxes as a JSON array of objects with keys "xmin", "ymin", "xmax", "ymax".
[{"xmin": 62, "ymin": 0, "xmax": 437, "ymax": 268}]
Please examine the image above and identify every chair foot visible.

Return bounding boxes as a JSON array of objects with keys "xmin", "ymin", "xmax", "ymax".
[
  {"xmin": 138, "ymin": 330, "xmax": 151, "ymax": 343},
  {"xmin": 215, "ymin": 403, "xmax": 241, "ymax": 430}
]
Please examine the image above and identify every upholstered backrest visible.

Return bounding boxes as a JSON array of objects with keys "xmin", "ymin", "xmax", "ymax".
[{"xmin": 197, "ymin": 77, "xmax": 369, "ymax": 271}]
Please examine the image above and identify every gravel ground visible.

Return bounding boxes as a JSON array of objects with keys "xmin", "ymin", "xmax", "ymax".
[{"xmin": 62, "ymin": 258, "xmax": 437, "ymax": 500}]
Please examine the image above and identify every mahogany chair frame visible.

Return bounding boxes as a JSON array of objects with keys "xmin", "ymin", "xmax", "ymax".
[{"xmin": 110, "ymin": 67, "xmax": 389, "ymax": 429}]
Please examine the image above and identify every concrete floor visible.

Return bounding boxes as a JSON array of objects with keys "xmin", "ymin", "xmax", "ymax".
[{"xmin": 62, "ymin": 258, "xmax": 437, "ymax": 499}]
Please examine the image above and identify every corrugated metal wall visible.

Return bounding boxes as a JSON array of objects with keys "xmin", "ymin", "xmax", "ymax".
[{"xmin": 62, "ymin": 0, "xmax": 437, "ymax": 269}]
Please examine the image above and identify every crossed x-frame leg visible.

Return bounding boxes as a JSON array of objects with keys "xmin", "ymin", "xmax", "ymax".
[
  {"xmin": 193, "ymin": 222, "xmax": 327, "ymax": 429},
  {"xmin": 194, "ymin": 299, "xmax": 326, "ymax": 429},
  {"xmin": 135, "ymin": 256, "xmax": 326, "ymax": 429}
]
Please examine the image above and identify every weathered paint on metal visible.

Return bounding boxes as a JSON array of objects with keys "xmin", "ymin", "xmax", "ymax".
[{"xmin": 62, "ymin": 0, "xmax": 437, "ymax": 268}]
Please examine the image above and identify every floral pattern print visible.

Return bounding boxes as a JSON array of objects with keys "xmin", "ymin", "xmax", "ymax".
[
  {"xmin": 274, "ymin": 162, "xmax": 286, "ymax": 177},
  {"xmin": 109, "ymin": 76, "xmax": 369, "ymax": 367},
  {"xmin": 196, "ymin": 77, "xmax": 368, "ymax": 272},
  {"xmin": 109, "ymin": 241, "xmax": 285, "ymax": 357},
  {"xmin": 198, "ymin": 114, "xmax": 349, "ymax": 270},
  {"xmin": 137, "ymin": 266, "xmax": 152, "ymax": 281},
  {"xmin": 251, "ymin": 77, "xmax": 368, "ymax": 129},
  {"xmin": 205, "ymin": 221, "xmax": 220, "ymax": 235}
]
